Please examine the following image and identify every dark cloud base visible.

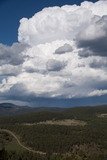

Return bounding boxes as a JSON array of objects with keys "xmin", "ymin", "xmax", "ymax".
[{"xmin": 7, "ymin": 95, "xmax": 107, "ymax": 107}]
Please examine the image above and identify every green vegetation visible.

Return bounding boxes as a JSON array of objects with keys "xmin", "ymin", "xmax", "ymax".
[
  {"xmin": 0, "ymin": 105, "xmax": 107, "ymax": 160},
  {"xmin": 5, "ymin": 139, "xmax": 24, "ymax": 153}
]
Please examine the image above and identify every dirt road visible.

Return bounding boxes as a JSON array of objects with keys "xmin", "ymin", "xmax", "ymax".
[{"xmin": 0, "ymin": 129, "xmax": 46, "ymax": 155}]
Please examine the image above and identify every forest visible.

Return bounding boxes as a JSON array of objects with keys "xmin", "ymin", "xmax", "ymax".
[{"xmin": 0, "ymin": 105, "xmax": 107, "ymax": 160}]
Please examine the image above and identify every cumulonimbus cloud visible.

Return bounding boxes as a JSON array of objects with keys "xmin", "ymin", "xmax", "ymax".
[{"xmin": 0, "ymin": 0, "xmax": 107, "ymax": 105}]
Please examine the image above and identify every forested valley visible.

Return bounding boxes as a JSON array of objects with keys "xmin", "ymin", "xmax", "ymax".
[{"xmin": 0, "ymin": 105, "xmax": 107, "ymax": 160}]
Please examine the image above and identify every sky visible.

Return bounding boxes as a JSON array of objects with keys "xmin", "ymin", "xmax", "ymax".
[
  {"xmin": 0, "ymin": 0, "xmax": 97, "ymax": 45},
  {"xmin": 0, "ymin": 0, "xmax": 107, "ymax": 107}
]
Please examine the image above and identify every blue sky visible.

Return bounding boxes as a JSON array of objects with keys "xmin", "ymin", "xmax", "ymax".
[
  {"xmin": 0, "ymin": 0, "xmax": 97, "ymax": 45},
  {"xmin": 0, "ymin": 0, "xmax": 107, "ymax": 107}
]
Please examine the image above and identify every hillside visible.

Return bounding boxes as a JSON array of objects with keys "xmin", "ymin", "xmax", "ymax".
[
  {"xmin": 0, "ymin": 105, "xmax": 107, "ymax": 160},
  {"xmin": 0, "ymin": 103, "xmax": 32, "ymax": 116},
  {"xmin": 0, "ymin": 103, "xmax": 64, "ymax": 116}
]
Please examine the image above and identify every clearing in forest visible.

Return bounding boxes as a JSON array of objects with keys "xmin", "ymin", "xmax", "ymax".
[
  {"xmin": 23, "ymin": 119, "xmax": 87, "ymax": 126},
  {"xmin": 97, "ymin": 113, "xmax": 107, "ymax": 118}
]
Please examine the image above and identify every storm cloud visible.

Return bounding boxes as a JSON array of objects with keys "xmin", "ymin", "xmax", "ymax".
[
  {"xmin": 0, "ymin": 0, "xmax": 107, "ymax": 105},
  {"xmin": 77, "ymin": 16, "xmax": 107, "ymax": 57}
]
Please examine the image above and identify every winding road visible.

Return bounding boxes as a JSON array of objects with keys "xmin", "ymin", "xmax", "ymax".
[{"xmin": 0, "ymin": 129, "xmax": 46, "ymax": 155}]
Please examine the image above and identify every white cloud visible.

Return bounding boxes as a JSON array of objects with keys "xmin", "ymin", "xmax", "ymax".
[
  {"xmin": 0, "ymin": 64, "xmax": 22, "ymax": 76},
  {"xmin": 0, "ymin": 43, "xmax": 28, "ymax": 66},
  {"xmin": 0, "ymin": 40, "xmax": 107, "ymax": 99},
  {"xmin": 0, "ymin": 0, "xmax": 107, "ymax": 104},
  {"xmin": 77, "ymin": 15, "xmax": 107, "ymax": 57},
  {"xmin": 18, "ymin": 0, "xmax": 107, "ymax": 46},
  {"xmin": 89, "ymin": 89, "xmax": 107, "ymax": 97}
]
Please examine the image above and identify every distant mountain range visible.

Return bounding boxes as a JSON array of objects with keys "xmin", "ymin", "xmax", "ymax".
[
  {"xmin": 0, "ymin": 103, "xmax": 63, "ymax": 116},
  {"xmin": 0, "ymin": 103, "xmax": 107, "ymax": 117},
  {"xmin": 0, "ymin": 103, "xmax": 32, "ymax": 116}
]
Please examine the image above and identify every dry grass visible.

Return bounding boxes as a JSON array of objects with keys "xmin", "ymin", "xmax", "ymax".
[
  {"xmin": 97, "ymin": 113, "xmax": 107, "ymax": 118},
  {"xmin": 37, "ymin": 119, "xmax": 87, "ymax": 126}
]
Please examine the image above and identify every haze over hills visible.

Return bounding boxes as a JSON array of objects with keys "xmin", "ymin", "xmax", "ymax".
[
  {"xmin": 0, "ymin": 102, "xmax": 107, "ymax": 116},
  {"xmin": 0, "ymin": 103, "xmax": 31, "ymax": 116},
  {"xmin": 0, "ymin": 103, "xmax": 64, "ymax": 116}
]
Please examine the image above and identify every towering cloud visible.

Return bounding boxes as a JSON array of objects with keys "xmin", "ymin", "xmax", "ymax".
[{"xmin": 0, "ymin": 0, "xmax": 107, "ymax": 105}]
